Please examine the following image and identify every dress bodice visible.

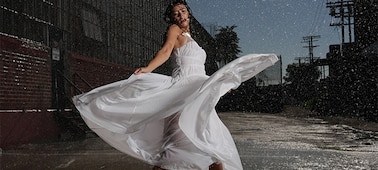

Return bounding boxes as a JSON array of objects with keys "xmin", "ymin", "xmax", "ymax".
[{"xmin": 170, "ymin": 32, "xmax": 207, "ymax": 80}]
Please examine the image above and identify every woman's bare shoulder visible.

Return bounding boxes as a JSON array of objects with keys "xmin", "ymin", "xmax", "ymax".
[{"xmin": 167, "ymin": 24, "xmax": 182, "ymax": 35}]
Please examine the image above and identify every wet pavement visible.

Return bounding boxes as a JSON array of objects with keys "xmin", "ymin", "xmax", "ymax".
[
  {"xmin": 1, "ymin": 111, "xmax": 378, "ymax": 170},
  {"xmin": 222, "ymin": 112, "xmax": 378, "ymax": 169}
]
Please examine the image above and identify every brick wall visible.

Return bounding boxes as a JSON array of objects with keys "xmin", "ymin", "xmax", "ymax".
[
  {"xmin": 0, "ymin": 34, "xmax": 137, "ymax": 148},
  {"xmin": 0, "ymin": 47, "xmax": 51, "ymax": 109},
  {"xmin": 0, "ymin": 34, "xmax": 60, "ymax": 148},
  {"xmin": 68, "ymin": 53, "xmax": 135, "ymax": 94},
  {"xmin": 0, "ymin": 111, "xmax": 61, "ymax": 148}
]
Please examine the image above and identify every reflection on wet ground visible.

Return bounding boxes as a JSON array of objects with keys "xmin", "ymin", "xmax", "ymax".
[
  {"xmin": 222, "ymin": 112, "xmax": 378, "ymax": 169},
  {"xmin": 222, "ymin": 112, "xmax": 377, "ymax": 152},
  {"xmin": 2, "ymin": 112, "xmax": 377, "ymax": 169}
]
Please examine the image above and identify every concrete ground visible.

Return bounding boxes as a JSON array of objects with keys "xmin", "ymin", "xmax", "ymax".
[{"xmin": 2, "ymin": 109, "xmax": 378, "ymax": 170}]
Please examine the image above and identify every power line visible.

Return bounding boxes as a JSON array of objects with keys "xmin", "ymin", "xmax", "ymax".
[
  {"xmin": 309, "ymin": 0, "xmax": 324, "ymax": 35},
  {"xmin": 302, "ymin": 35, "xmax": 321, "ymax": 63}
]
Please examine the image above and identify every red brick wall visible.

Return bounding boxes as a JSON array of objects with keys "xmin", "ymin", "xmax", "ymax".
[
  {"xmin": 0, "ymin": 34, "xmax": 135, "ymax": 148},
  {"xmin": 68, "ymin": 53, "xmax": 134, "ymax": 94},
  {"xmin": 0, "ymin": 34, "xmax": 60, "ymax": 148},
  {"xmin": 0, "ymin": 42, "xmax": 51, "ymax": 109},
  {"xmin": 0, "ymin": 111, "xmax": 60, "ymax": 148}
]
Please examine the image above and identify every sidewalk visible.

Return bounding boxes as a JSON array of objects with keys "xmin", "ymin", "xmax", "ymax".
[
  {"xmin": 2, "ymin": 111, "xmax": 377, "ymax": 169},
  {"xmin": 2, "ymin": 137, "xmax": 151, "ymax": 170}
]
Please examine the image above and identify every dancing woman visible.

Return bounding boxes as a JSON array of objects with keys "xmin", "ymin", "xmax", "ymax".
[{"xmin": 73, "ymin": 1, "xmax": 278, "ymax": 169}]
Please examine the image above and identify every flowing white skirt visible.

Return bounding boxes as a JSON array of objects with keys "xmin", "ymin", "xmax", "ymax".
[{"xmin": 73, "ymin": 54, "xmax": 278, "ymax": 170}]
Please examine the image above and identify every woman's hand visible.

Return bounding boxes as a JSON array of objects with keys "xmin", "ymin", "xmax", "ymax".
[{"xmin": 134, "ymin": 67, "xmax": 151, "ymax": 75}]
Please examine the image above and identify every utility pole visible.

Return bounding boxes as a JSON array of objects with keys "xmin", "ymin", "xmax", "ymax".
[
  {"xmin": 326, "ymin": 0, "xmax": 354, "ymax": 56},
  {"xmin": 302, "ymin": 35, "xmax": 321, "ymax": 63}
]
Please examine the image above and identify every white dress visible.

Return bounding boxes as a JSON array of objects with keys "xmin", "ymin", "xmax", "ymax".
[{"xmin": 73, "ymin": 33, "xmax": 278, "ymax": 170}]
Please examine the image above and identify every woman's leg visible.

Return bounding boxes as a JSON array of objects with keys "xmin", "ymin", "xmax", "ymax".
[{"xmin": 209, "ymin": 162, "xmax": 223, "ymax": 170}]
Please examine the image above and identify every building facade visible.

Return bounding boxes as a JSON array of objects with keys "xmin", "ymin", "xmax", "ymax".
[
  {"xmin": 2, "ymin": 0, "xmax": 167, "ymax": 66},
  {"xmin": 0, "ymin": 0, "xmax": 216, "ymax": 148}
]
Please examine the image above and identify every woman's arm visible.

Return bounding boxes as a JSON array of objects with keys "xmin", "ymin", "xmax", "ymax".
[{"xmin": 134, "ymin": 25, "xmax": 181, "ymax": 75}]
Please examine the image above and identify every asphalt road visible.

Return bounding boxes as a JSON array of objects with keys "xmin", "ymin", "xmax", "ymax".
[{"xmin": 2, "ymin": 112, "xmax": 378, "ymax": 170}]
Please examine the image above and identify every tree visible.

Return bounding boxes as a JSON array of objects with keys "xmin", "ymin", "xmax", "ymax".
[
  {"xmin": 283, "ymin": 63, "xmax": 321, "ymax": 106},
  {"xmin": 214, "ymin": 25, "xmax": 241, "ymax": 66}
]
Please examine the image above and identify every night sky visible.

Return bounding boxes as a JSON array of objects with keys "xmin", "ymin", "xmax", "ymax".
[{"xmin": 188, "ymin": 0, "xmax": 344, "ymax": 74}]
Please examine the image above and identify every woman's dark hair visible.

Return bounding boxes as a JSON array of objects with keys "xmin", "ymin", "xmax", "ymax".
[{"xmin": 164, "ymin": 0, "xmax": 192, "ymax": 24}]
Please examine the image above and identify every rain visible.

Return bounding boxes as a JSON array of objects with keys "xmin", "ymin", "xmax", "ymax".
[{"xmin": 1, "ymin": 0, "xmax": 377, "ymax": 169}]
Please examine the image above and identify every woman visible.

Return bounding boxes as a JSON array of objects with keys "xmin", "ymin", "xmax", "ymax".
[{"xmin": 73, "ymin": 0, "xmax": 278, "ymax": 169}]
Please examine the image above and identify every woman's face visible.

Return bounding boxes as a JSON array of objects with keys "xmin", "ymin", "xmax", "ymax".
[{"xmin": 171, "ymin": 4, "xmax": 190, "ymax": 28}]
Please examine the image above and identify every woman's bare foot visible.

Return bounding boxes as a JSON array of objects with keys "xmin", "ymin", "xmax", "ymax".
[{"xmin": 209, "ymin": 162, "xmax": 223, "ymax": 170}]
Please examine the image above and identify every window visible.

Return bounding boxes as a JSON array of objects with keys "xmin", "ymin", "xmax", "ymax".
[{"xmin": 81, "ymin": 8, "xmax": 102, "ymax": 41}]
